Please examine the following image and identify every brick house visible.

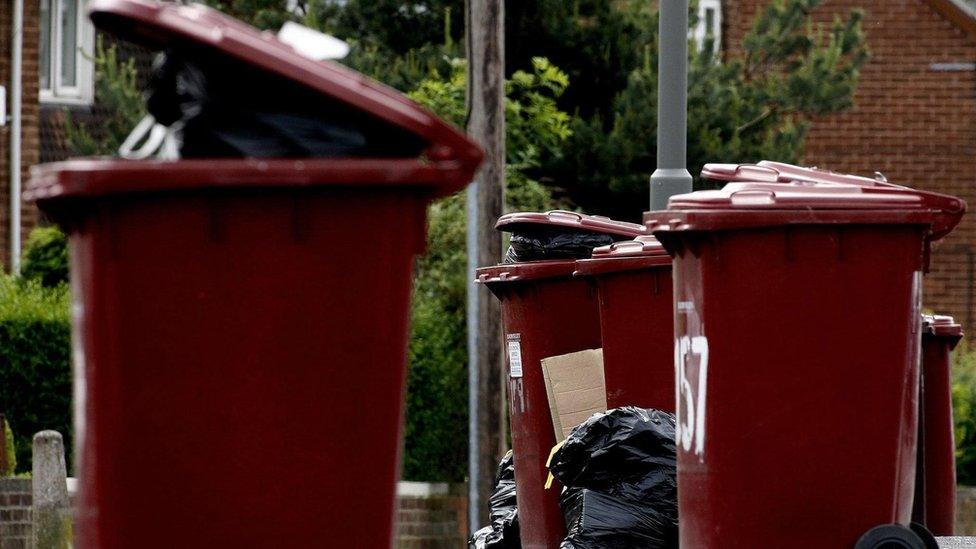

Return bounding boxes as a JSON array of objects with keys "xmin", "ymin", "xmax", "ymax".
[
  {"xmin": 0, "ymin": 2, "xmax": 43, "ymax": 272},
  {"xmin": 0, "ymin": 1, "xmax": 149, "ymax": 273},
  {"xmin": 712, "ymin": 0, "xmax": 976, "ymax": 327}
]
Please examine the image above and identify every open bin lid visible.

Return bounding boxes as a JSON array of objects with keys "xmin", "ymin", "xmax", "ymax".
[
  {"xmin": 574, "ymin": 236, "xmax": 671, "ymax": 277},
  {"xmin": 922, "ymin": 314, "xmax": 964, "ymax": 347},
  {"xmin": 496, "ymin": 210, "xmax": 647, "ymax": 237},
  {"xmin": 648, "ymin": 161, "xmax": 965, "ymax": 242},
  {"xmin": 26, "ymin": 0, "xmax": 483, "ymax": 203}
]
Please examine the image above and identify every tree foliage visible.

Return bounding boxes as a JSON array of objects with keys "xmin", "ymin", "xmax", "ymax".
[
  {"xmin": 401, "ymin": 58, "xmax": 570, "ymax": 480},
  {"xmin": 64, "ymin": 36, "xmax": 145, "ymax": 157},
  {"xmin": 552, "ymin": 0, "xmax": 867, "ymax": 218}
]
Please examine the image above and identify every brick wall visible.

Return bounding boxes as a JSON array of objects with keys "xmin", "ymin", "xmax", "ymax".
[
  {"xmin": 0, "ymin": 2, "xmax": 42, "ymax": 270},
  {"xmin": 397, "ymin": 494, "xmax": 468, "ymax": 548},
  {"xmin": 723, "ymin": 0, "xmax": 976, "ymax": 327},
  {"xmin": 0, "ymin": 478, "xmax": 31, "ymax": 549},
  {"xmin": 0, "ymin": 479, "xmax": 470, "ymax": 549}
]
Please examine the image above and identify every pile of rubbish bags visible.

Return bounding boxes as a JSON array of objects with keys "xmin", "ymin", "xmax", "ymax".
[
  {"xmin": 470, "ymin": 407, "xmax": 677, "ymax": 549},
  {"xmin": 469, "ymin": 451, "xmax": 520, "ymax": 549},
  {"xmin": 551, "ymin": 407, "xmax": 678, "ymax": 548}
]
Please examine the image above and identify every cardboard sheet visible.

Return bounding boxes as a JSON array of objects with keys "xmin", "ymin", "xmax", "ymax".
[{"xmin": 541, "ymin": 348, "xmax": 607, "ymax": 441}]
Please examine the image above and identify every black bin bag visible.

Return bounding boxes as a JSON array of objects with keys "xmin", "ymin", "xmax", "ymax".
[
  {"xmin": 146, "ymin": 48, "xmax": 428, "ymax": 158},
  {"xmin": 496, "ymin": 211, "xmax": 646, "ymax": 263},
  {"xmin": 470, "ymin": 451, "xmax": 520, "ymax": 549},
  {"xmin": 549, "ymin": 407, "xmax": 678, "ymax": 549},
  {"xmin": 504, "ymin": 227, "xmax": 620, "ymax": 263}
]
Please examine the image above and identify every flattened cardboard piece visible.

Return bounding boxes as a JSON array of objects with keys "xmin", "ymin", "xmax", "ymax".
[{"xmin": 541, "ymin": 348, "xmax": 607, "ymax": 441}]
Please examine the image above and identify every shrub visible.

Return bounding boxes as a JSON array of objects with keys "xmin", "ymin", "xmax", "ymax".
[
  {"xmin": 0, "ymin": 277, "xmax": 71, "ymax": 473},
  {"xmin": 64, "ymin": 35, "xmax": 145, "ymax": 157},
  {"xmin": 21, "ymin": 227, "xmax": 69, "ymax": 288},
  {"xmin": 2, "ymin": 416, "xmax": 15, "ymax": 476}
]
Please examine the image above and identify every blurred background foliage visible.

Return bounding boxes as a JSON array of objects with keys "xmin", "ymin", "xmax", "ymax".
[{"xmin": 42, "ymin": 0, "xmax": 875, "ymax": 482}]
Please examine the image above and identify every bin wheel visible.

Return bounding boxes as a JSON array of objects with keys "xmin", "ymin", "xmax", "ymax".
[
  {"xmin": 854, "ymin": 524, "xmax": 926, "ymax": 549},
  {"xmin": 908, "ymin": 522, "xmax": 939, "ymax": 549}
]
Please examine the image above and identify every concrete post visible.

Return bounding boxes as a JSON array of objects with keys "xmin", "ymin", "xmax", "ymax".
[
  {"xmin": 31, "ymin": 431, "xmax": 71, "ymax": 549},
  {"xmin": 649, "ymin": 0, "xmax": 693, "ymax": 211}
]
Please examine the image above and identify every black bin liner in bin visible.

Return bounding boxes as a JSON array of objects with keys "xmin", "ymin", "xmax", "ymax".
[
  {"xmin": 469, "ymin": 451, "xmax": 520, "ymax": 549},
  {"xmin": 146, "ymin": 49, "xmax": 428, "ymax": 158},
  {"xmin": 504, "ymin": 227, "xmax": 619, "ymax": 263},
  {"xmin": 549, "ymin": 407, "xmax": 678, "ymax": 549}
]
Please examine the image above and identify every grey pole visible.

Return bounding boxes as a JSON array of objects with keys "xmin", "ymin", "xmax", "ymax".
[{"xmin": 649, "ymin": 0, "xmax": 693, "ymax": 211}]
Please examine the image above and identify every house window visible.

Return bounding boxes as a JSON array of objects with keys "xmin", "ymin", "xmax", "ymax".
[
  {"xmin": 693, "ymin": 0, "xmax": 722, "ymax": 56},
  {"xmin": 40, "ymin": 0, "xmax": 94, "ymax": 105}
]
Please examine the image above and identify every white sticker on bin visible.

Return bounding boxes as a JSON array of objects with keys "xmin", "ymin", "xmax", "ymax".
[{"xmin": 507, "ymin": 334, "xmax": 524, "ymax": 378}]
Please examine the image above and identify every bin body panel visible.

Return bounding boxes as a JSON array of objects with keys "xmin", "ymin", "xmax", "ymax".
[
  {"xmin": 486, "ymin": 272, "xmax": 601, "ymax": 549},
  {"xmin": 69, "ymin": 189, "xmax": 424, "ymax": 548},
  {"xmin": 913, "ymin": 327, "xmax": 960, "ymax": 535},
  {"xmin": 671, "ymin": 225, "xmax": 925, "ymax": 548},
  {"xmin": 593, "ymin": 267, "xmax": 674, "ymax": 410}
]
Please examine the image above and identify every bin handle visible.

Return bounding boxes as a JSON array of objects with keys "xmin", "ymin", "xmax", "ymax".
[
  {"xmin": 546, "ymin": 210, "xmax": 584, "ymax": 223},
  {"xmin": 732, "ymin": 164, "xmax": 780, "ymax": 182},
  {"xmin": 728, "ymin": 189, "xmax": 777, "ymax": 206},
  {"xmin": 607, "ymin": 240, "xmax": 645, "ymax": 253}
]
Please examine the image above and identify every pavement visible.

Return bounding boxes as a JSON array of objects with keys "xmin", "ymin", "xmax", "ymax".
[{"xmin": 939, "ymin": 538, "xmax": 976, "ymax": 548}]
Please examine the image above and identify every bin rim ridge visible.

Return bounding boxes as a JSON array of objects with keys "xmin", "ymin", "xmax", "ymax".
[
  {"xmin": 476, "ymin": 260, "xmax": 580, "ymax": 286},
  {"xmin": 644, "ymin": 208, "xmax": 961, "ymax": 243},
  {"xmin": 25, "ymin": 158, "xmax": 478, "ymax": 202}
]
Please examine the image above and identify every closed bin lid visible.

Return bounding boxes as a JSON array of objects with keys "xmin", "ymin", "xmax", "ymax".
[
  {"xmin": 574, "ymin": 236, "xmax": 671, "ymax": 277},
  {"xmin": 26, "ymin": 0, "xmax": 483, "ymax": 202},
  {"xmin": 495, "ymin": 210, "xmax": 647, "ymax": 237},
  {"xmin": 922, "ymin": 314, "xmax": 964, "ymax": 347},
  {"xmin": 646, "ymin": 161, "xmax": 965, "ymax": 242}
]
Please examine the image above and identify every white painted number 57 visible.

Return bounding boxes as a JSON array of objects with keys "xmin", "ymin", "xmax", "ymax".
[{"xmin": 675, "ymin": 333, "xmax": 709, "ymax": 459}]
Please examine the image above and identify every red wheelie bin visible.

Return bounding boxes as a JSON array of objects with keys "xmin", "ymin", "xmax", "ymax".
[
  {"xmin": 912, "ymin": 314, "xmax": 964, "ymax": 536},
  {"xmin": 478, "ymin": 211, "xmax": 644, "ymax": 548},
  {"xmin": 574, "ymin": 236, "xmax": 674, "ymax": 410},
  {"xmin": 646, "ymin": 161, "xmax": 965, "ymax": 548},
  {"xmin": 25, "ymin": 2, "xmax": 483, "ymax": 548}
]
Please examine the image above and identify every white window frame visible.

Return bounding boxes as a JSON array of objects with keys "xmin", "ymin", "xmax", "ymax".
[
  {"xmin": 692, "ymin": 0, "xmax": 722, "ymax": 56},
  {"xmin": 40, "ymin": 0, "xmax": 95, "ymax": 106}
]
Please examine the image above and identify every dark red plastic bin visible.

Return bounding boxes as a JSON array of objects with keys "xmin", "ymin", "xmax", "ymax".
[
  {"xmin": 913, "ymin": 314, "xmax": 964, "ymax": 536},
  {"xmin": 477, "ymin": 211, "xmax": 644, "ymax": 549},
  {"xmin": 574, "ymin": 236, "xmax": 674, "ymax": 410},
  {"xmin": 25, "ymin": 2, "xmax": 482, "ymax": 548},
  {"xmin": 647, "ymin": 161, "xmax": 965, "ymax": 547}
]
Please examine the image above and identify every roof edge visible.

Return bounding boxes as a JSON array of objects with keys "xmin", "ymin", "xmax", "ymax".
[{"xmin": 927, "ymin": 0, "xmax": 976, "ymax": 40}]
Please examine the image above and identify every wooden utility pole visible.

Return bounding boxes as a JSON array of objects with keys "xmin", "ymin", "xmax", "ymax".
[{"xmin": 465, "ymin": 0, "xmax": 506, "ymax": 530}]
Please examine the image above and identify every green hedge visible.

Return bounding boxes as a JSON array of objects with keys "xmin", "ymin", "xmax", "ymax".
[
  {"xmin": 0, "ymin": 276, "xmax": 71, "ymax": 473},
  {"xmin": 21, "ymin": 227, "xmax": 69, "ymax": 288},
  {"xmin": 954, "ymin": 344, "xmax": 976, "ymax": 484}
]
